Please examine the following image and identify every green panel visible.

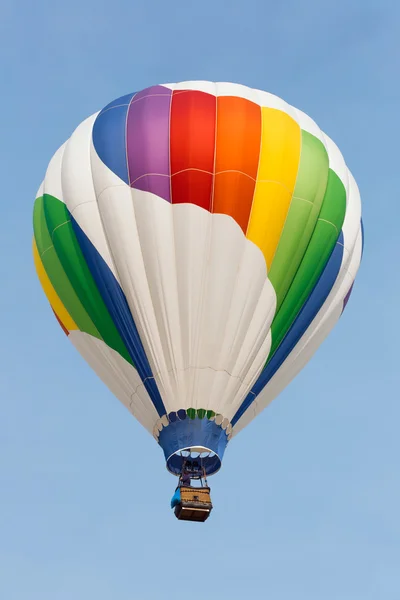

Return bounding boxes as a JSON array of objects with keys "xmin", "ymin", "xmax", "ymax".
[
  {"xmin": 269, "ymin": 130, "xmax": 330, "ymax": 310},
  {"xmin": 187, "ymin": 408, "xmax": 196, "ymax": 419},
  {"xmin": 269, "ymin": 169, "xmax": 346, "ymax": 356},
  {"xmin": 197, "ymin": 408, "xmax": 206, "ymax": 419},
  {"xmin": 206, "ymin": 410, "xmax": 216, "ymax": 420},
  {"xmin": 33, "ymin": 196, "xmax": 53, "ymax": 255},
  {"xmin": 42, "ymin": 194, "xmax": 133, "ymax": 365},
  {"xmin": 33, "ymin": 196, "xmax": 101, "ymax": 339}
]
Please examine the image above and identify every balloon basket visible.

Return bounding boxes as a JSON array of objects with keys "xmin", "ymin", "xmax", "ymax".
[{"xmin": 174, "ymin": 486, "xmax": 213, "ymax": 522}]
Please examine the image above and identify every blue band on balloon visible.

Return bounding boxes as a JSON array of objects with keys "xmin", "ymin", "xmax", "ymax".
[
  {"xmin": 92, "ymin": 92, "xmax": 136, "ymax": 185},
  {"xmin": 71, "ymin": 216, "xmax": 166, "ymax": 418},
  {"xmin": 232, "ymin": 233, "xmax": 345, "ymax": 427},
  {"xmin": 158, "ymin": 417, "xmax": 228, "ymax": 476},
  {"xmin": 360, "ymin": 218, "xmax": 365, "ymax": 257}
]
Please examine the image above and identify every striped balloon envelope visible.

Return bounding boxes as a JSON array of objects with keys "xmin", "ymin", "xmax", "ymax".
[{"xmin": 33, "ymin": 81, "xmax": 363, "ymax": 478}]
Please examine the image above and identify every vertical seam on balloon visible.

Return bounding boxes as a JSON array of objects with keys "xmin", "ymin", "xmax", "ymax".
[
  {"xmin": 151, "ymin": 187, "xmax": 182, "ymax": 406},
  {"xmin": 168, "ymin": 84, "xmax": 186, "ymax": 406},
  {"xmin": 267, "ymin": 106, "xmax": 302, "ymax": 271},
  {"xmin": 195, "ymin": 211, "xmax": 213, "ymax": 414},
  {"xmin": 171, "ymin": 191, "xmax": 184, "ymax": 408},
  {"xmin": 245, "ymin": 91, "xmax": 263, "ymax": 239},
  {"xmin": 196, "ymin": 83, "xmax": 218, "ymax": 413},
  {"xmin": 168, "ymin": 84, "xmax": 174, "ymax": 203},
  {"xmin": 210, "ymin": 82, "xmax": 218, "ymax": 214},
  {"xmin": 126, "ymin": 94, "xmax": 136, "ymax": 185}
]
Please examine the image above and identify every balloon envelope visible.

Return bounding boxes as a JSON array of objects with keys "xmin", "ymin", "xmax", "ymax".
[{"xmin": 33, "ymin": 82, "xmax": 363, "ymax": 476}]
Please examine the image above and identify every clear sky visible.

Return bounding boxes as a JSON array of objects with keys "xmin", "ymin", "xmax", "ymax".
[{"xmin": 1, "ymin": 0, "xmax": 399, "ymax": 598}]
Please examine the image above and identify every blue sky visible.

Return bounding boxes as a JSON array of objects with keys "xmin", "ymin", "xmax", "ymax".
[{"xmin": 1, "ymin": 0, "xmax": 399, "ymax": 598}]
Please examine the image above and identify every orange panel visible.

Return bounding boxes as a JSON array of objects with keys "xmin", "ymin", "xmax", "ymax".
[{"xmin": 212, "ymin": 96, "xmax": 261, "ymax": 232}]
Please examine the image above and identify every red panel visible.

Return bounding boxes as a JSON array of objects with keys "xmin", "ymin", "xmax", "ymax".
[
  {"xmin": 170, "ymin": 90, "xmax": 216, "ymax": 210},
  {"xmin": 52, "ymin": 309, "xmax": 69, "ymax": 336}
]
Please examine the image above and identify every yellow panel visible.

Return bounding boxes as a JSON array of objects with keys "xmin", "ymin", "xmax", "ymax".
[
  {"xmin": 32, "ymin": 238, "xmax": 78, "ymax": 331},
  {"xmin": 246, "ymin": 108, "xmax": 301, "ymax": 269}
]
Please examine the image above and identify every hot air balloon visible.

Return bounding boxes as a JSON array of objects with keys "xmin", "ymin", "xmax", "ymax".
[{"xmin": 33, "ymin": 81, "xmax": 363, "ymax": 522}]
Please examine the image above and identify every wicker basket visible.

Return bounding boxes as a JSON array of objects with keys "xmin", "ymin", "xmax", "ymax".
[
  {"xmin": 174, "ymin": 486, "xmax": 213, "ymax": 522},
  {"xmin": 180, "ymin": 486, "xmax": 211, "ymax": 504}
]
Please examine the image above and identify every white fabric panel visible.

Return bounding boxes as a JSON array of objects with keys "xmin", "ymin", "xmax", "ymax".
[
  {"xmin": 257, "ymin": 90, "xmax": 298, "ymax": 119},
  {"xmin": 293, "ymin": 108, "xmax": 325, "ymax": 144},
  {"xmin": 323, "ymin": 134, "xmax": 350, "ymax": 193},
  {"xmin": 171, "ymin": 81, "xmax": 216, "ymax": 95},
  {"xmin": 69, "ymin": 331, "xmax": 158, "ymax": 433},
  {"xmin": 36, "ymin": 181, "xmax": 44, "ymax": 199},
  {"xmin": 342, "ymin": 170, "xmax": 362, "ymax": 258},
  {"xmin": 92, "ymin": 182, "xmax": 276, "ymax": 418},
  {"xmin": 61, "ymin": 114, "xmax": 99, "ymax": 213},
  {"xmin": 43, "ymin": 142, "xmax": 67, "ymax": 202},
  {"xmin": 215, "ymin": 82, "xmax": 262, "ymax": 103}
]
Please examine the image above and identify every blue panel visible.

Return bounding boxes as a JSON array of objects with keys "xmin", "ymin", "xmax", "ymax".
[
  {"xmin": 71, "ymin": 216, "xmax": 166, "ymax": 417},
  {"xmin": 232, "ymin": 233, "xmax": 345, "ymax": 427},
  {"xmin": 360, "ymin": 218, "xmax": 365, "ymax": 257},
  {"xmin": 342, "ymin": 283, "xmax": 354, "ymax": 313},
  {"xmin": 101, "ymin": 92, "xmax": 136, "ymax": 112},
  {"xmin": 92, "ymin": 92, "xmax": 136, "ymax": 184},
  {"xmin": 158, "ymin": 417, "xmax": 228, "ymax": 476}
]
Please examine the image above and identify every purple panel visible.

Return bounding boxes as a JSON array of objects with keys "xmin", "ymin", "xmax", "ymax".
[
  {"xmin": 126, "ymin": 85, "xmax": 172, "ymax": 202},
  {"xmin": 342, "ymin": 283, "xmax": 354, "ymax": 313}
]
